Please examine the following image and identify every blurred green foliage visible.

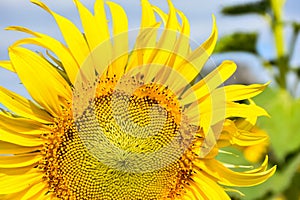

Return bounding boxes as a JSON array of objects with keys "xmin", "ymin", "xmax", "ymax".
[
  {"xmin": 255, "ymin": 89, "xmax": 300, "ymax": 163},
  {"xmin": 221, "ymin": 0, "xmax": 270, "ymax": 16},
  {"xmin": 218, "ymin": 0, "xmax": 300, "ymax": 199},
  {"xmin": 214, "ymin": 32, "xmax": 258, "ymax": 54}
]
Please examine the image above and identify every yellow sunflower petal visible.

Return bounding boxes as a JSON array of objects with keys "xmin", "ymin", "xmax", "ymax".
[
  {"xmin": 192, "ymin": 172, "xmax": 231, "ymax": 200},
  {"xmin": 0, "ymin": 60, "xmax": 15, "ymax": 72},
  {"xmin": 0, "ymin": 166, "xmax": 34, "ymax": 177},
  {"xmin": 107, "ymin": 2, "xmax": 128, "ymax": 35},
  {"xmin": 127, "ymin": 0, "xmax": 161, "ymax": 70},
  {"xmin": 184, "ymin": 183, "xmax": 209, "ymax": 200},
  {"xmin": 31, "ymin": 0, "xmax": 90, "ymax": 66},
  {"xmin": 181, "ymin": 61, "xmax": 236, "ymax": 134},
  {"xmin": 177, "ymin": 9, "xmax": 190, "ymax": 37},
  {"xmin": 141, "ymin": 0, "xmax": 156, "ymax": 28},
  {"xmin": 106, "ymin": 1, "xmax": 128, "ymax": 78},
  {"xmin": 61, "ymin": 0, "xmax": 101, "ymax": 87},
  {"xmin": 232, "ymin": 130, "xmax": 268, "ymax": 147},
  {"xmin": 0, "ymin": 87, "xmax": 52, "ymax": 123},
  {"xmin": 0, "ymin": 128, "xmax": 44, "ymax": 147},
  {"xmin": 244, "ymin": 156, "xmax": 269, "ymax": 173},
  {"xmin": 0, "ymin": 182, "xmax": 47, "ymax": 200},
  {"xmin": 0, "ymin": 171, "xmax": 43, "ymax": 194},
  {"xmin": 165, "ymin": 0, "xmax": 178, "ymax": 30},
  {"xmin": 7, "ymin": 26, "xmax": 79, "ymax": 84},
  {"xmin": 19, "ymin": 181, "xmax": 47, "ymax": 199},
  {"xmin": 0, "ymin": 190, "xmax": 28, "ymax": 200},
  {"xmin": 140, "ymin": 1, "xmax": 181, "ymax": 90},
  {"xmin": 167, "ymin": 10, "xmax": 191, "ymax": 68},
  {"xmin": 197, "ymin": 158, "xmax": 277, "ymax": 186},
  {"xmin": 225, "ymin": 102, "xmax": 269, "ymax": 119},
  {"xmin": 0, "ymin": 141, "xmax": 41, "ymax": 155},
  {"xmin": 224, "ymin": 188, "xmax": 245, "ymax": 197},
  {"xmin": 222, "ymin": 120, "xmax": 268, "ymax": 147},
  {"xmin": 148, "ymin": 0, "xmax": 177, "ymax": 65},
  {"xmin": 182, "ymin": 60, "xmax": 237, "ymax": 105},
  {"xmin": 152, "ymin": 2, "xmax": 181, "ymax": 30},
  {"xmin": 126, "ymin": 23, "xmax": 161, "ymax": 72},
  {"xmin": 244, "ymin": 99, "xmax": 261, "ymax": 125},
  {"xmin": 0, "ymin": 154, "xmax": 42, "ymax": 168},
  {"xmin": 200, "ymin": 15, "xmax": 218, "ymax": 57},
  {"xmin": 0, "ymin": 112, "xmax": 49, "ymax": 135},
  {"xmin": 74, "ymin": 0, "xmax": 102, "ymax": 51},
  {"xmin": 9, "ymin": 46, "xmax": 71, "ymax": 116},
  {"xmin": 127, "ymin": 0, "xmax": 157, "ymax": 69},
  {"xmin": 214, "ymin": 82, "xmax": 269, "ymax": 102},
  {"xmin": 94, "ymin": 0, "xmax": 110, "ymax": 43},
  {"xmin": 152, "ymin": 6, "xmax": 168, "ymax": 25},
  {"xmin": 175, "ymin": 15, "xmax": 217, "ymax": 82}
]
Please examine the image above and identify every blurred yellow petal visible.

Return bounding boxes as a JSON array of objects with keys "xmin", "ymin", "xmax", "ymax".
[{"xmin": 244, "ymin": 141, "xmax": 269, "ymax": 163}]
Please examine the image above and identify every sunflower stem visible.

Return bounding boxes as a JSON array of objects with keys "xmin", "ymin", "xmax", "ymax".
[{"xmin": 270, "ymin": 0, "xmax": 287, "ymax": 89}]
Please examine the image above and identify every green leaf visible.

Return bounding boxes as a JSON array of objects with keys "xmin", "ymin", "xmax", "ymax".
[
  {"xmin": 221, "ymin": 0, "xmax": 270, "ymax": 16},
  {"xmin": 254, "ymin": 88, "xmax": 300, "ymax": 163},
  {"xmin": 284, "ymin": 170, "xmax": 300, "ymax": 200},
  {"xmin": 214, "ymin": 32, "xmax": 258, "ymax": 54},
  {"xmin": 293, "ymin": 22, "xmax": 300, "ymax": 32},
  {"xmin": 297, "ymin": 68, "xmax": 300, "ymax": 79}
]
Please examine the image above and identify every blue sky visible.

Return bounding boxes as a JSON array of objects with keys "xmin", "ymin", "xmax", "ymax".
[{"xmin": 0, "ymin": 0, "xmax": 300, "ymax": 100}]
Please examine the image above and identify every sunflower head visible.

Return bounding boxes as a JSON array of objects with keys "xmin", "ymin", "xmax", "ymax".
[{"xmin": 0, "ymin": 0, "xmax": 275, "ymax": 199}]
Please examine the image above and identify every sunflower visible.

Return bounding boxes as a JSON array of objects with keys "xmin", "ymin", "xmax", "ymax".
[
  {"xmin": 241, "ymin": 125, "xmax": 269, "ymax": 163},
  {"xmin": 0, "ymin": 0, "xmax": 276, "ymax": 199}
]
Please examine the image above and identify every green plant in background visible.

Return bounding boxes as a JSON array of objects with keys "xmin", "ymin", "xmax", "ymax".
[{"xmin": 215, "ymin": 0, "xmax": 300, "ymax": 199}]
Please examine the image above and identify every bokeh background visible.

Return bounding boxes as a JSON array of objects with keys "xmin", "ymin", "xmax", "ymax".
[{"xmin": 0, "ymin": 0, "xmax": 300, "ymax": 199}]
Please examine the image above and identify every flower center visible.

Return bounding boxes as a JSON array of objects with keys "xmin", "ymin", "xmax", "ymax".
[{"xmin": 40, "ymin": 76, "xmax": 203, "ymax": 199}]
